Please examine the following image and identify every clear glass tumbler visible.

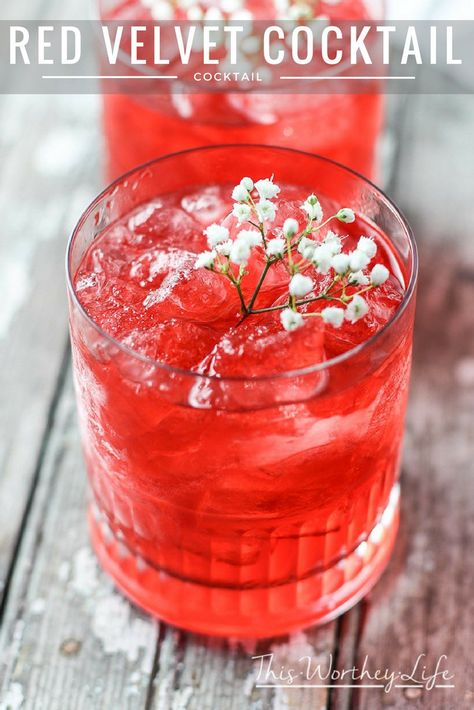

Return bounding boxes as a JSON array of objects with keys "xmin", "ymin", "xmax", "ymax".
[{"xmin": 67, "ymin": 146, "xmax": 417, "ymax": 637}]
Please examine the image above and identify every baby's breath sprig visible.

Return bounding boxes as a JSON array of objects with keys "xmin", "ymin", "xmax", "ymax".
[{"xmin": 195, "ymin": 177, "xmax": 391, "ymax": 332}]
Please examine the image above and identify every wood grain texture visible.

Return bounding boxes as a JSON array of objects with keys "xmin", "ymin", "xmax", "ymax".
[
  {"xmin": 1, "ymin": 9, "xmax": 474, "ymax": 707},
  {"xmin": 331, "ymin": 90, "xmax": 474, "ymax": 710},
  {"xmin": 0, "ymin": 0, "xmax": 101, "ymax": 604},
  {"xmin": 0, "ymin": 89, "xmax": 101, "ymax": 608},
  {"xmin": 0, "ymin": 382, "xmax": 160, "ymax": 709}
]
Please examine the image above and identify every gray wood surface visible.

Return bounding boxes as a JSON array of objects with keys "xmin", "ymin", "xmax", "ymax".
[
  {"xmin": 0, "ymin": 0, "xmax": 100, "ymax": 608},
  {"xmin": 1, "ymin": 2, "xmax": 474, "ymax": 707},
  {"xmin": 0, "ymin": 91, "xmax": 100, "ymax": 607}
]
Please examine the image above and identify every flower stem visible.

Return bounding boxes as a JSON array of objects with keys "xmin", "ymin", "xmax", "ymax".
[
  {"xmin": 351, "ymin": 284, "xmax": 375, "ymax": 299},
  {"xmin": 235, "ymin": 282, "xmax": 248, "ymax": 314},
  {"xmin": 227, "ymin": 273, "xmax": 248, "ymax": 314},
  {"xmin": 297, "ymin": 294, "xmax": 346, "ymax": 306},
  {"xmin": 250, "ymin": 303, "xmax": 287, "ymax": 315},
  {"xmin": 248, "ymin": 196, "xmax": 267, "ymax": 246},
  {"xmin": 310, "ymin": 214, "xmax": 339, "ymax": 232},
  {"xmin": 249, "ymin": 292, "xmax": 337, "ymax": 316},
  {"xmin": 247, "ymin": 260, "xmax": 272, "ymax": 311}
]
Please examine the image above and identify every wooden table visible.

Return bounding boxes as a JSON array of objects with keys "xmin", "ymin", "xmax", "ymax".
[{"xmin": 1, "ymin": 3, "xmax": 474, "ymax": 709}]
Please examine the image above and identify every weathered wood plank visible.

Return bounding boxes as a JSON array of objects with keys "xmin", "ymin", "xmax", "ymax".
[
  {"xmin": 0, "ymin": 0, "xmax": 101, "ymax": 606},
  {"xmin": 331, "ymin": 90, "xmax": 474, "ymax": 710},
  {"xmin": 0, "ymin": 380, "xmax": 160, "ymax": 709},
  {"xmin": 351, "ymin": 253, "xmax": 474, "ymax": 710},
  {"xmin": 148, "ymin": 624, "xmax": 337, "ymax": 709},
  {"xmin": 0, "ymin": 89, "xmax": 101, "ymax": 609}
]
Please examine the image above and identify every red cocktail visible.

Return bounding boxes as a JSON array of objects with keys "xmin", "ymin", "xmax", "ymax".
[
  {"xmin": 99, "ymin": 0, "xmax": 384, "ymax": 180},
  {"xmin": 67, "ymin": 146, "xmax": 417, "ymax": 637}
]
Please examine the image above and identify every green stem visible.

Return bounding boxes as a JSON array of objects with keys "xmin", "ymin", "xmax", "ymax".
[
  {"xmin": 250, "ymin": 303, "xmax": 289, "ymax": 315},
  {"xmin": 227, "ymin": 272, "xmax": 248, "ymax": 315},
  {"xmin": 298, "ymin": 294, "xmax": 346, "ymax": 306},
  {"xmin": 350, "ymin": 284, "xmax": 375, "ymax": 299},
  {"xmin": 286, "ymin": 234, "xmax": 296, "ymax": 273},
  {"xmin": 247, "ymin": 260, "xmax": 272, "ymax": 311},
  {"xmin": 247, "ymin": 195, "xmax": 267, "ymax": 247},
  {"xmin": 249, "ymin": 292, "xmax": 340, "ymax": 316},
  {"xmin": 235, "ymin": 282, "xmax": 248, "ymax": 314},
  {"xmin": 302, "ymin": 311, "xmax": 324, "ymax": 319},
  {"xmin": 309, "ymin": 214, "xmax": 339, "ymax": 232}
]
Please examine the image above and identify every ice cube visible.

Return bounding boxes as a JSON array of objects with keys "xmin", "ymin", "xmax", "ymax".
[
  {"xmin": 126, "ymin": 202, "xmax": 206, "ymax": 252},
  {"xmin": 128, "ymin": 247, "xmax": 196, "ymax": 289},
  {"xmin": 121, "ymin": 319, "xmax": 220, "ymax": 369},
  {"xmin": 324, "ymin": 276, "xmax": 404, "ymax": 358},
  {"xmin": 201, "ymin": 308, "xmax": 326, "ymax": 377},
  {"xmin": 181, "ymin": 186, "xmax": 230, "ymax": 227},
  {"xmin": 151, "ymin": 264, "xmax": 242, "ymax": 328}
]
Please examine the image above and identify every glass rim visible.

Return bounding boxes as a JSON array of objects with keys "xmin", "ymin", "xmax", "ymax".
[{"xmin": 66, "ymin": 144, "xmax": 418, "ymax": 383}]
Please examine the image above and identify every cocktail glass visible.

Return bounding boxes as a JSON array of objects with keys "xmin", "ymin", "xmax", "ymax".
[
  {"xmin": 98, "ymin": 0, "xmax": 385, "ymax": 180},
  {"xmin": 67, "ymin": 145, "xmax": 417, "ymax": 637}
]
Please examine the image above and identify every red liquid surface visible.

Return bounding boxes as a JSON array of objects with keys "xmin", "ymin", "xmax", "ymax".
[
  {"xmin": 101, "ymin": 0, "xmax": 384, "ymax": 180},
  {"xmin": 71, "ymin": 184, "xmax": 412, "ymax": 636}
]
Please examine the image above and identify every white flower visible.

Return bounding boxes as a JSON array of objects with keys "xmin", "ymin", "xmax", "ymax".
[
  {"xmin": 232, "ymin": 184, "xmax": 249, "ymax": 202},
  {"xmin": 204, "ymin": 5, "xmax": 223, "ymax": 19},
  {"xmin": 238, "ymin": 229, "xmax": 263, "ymax": 247},
  {"xmin": 289, "ymin": 273, "xmax": 314, "ymax": 298},
  {"xmin": 331, "ymin": 253, "xmax": 350, "ymax": 274},
  {"xmin": 302, "ymin": 196, "xmax": 323, "ymax": 222},
  {"xmin": 349, "ymin": 249, "xmax": 370, "ymax": 272},
  {"xmin": 204, "ymin": 223, "xmax": 229, "ymax": 248},
  {"xmin": 283, "ymin": 218, "xmax": 299, "ymax": 238},
  {"xmin": 324, "ymin": 231, "xmax": 342, "ymax": 255},
  {"xmin": 311, "ymin": 244, "xmax": 333, "ymax": 274},
  {"xmin": 240, "ymin": 176, "xmax": 254, "ymax": 192},
  {"xmin": 229, "ymin": 238, "xmax": 251, "ymax": 266},
  {"xmin": 370, "ymin": 263, "xmax": 390, "ymax": 286},
  {"xmin": 195, "ymin": 250, "xmax": 216, "ymax": 269},
  {"xmin": 337, "ymin": 208, "xmax": 356, "ymax": 223},
  {"xmin": 297, "ymin": 236, "xmax": 315, "ymax": 257},
  {"xmin": 186, "ymin": 6, "xmax": 203, "ymax": 20},
  {"xmin": 221, "ymin": 0, "xmax": 242, "ymax": 11},
  {"xmin": 177, "ymin": 0, "xmax": 195, "ymax": 10},
  {"xmin": 215, "ymin": 240, "xmax": 233, "ymax": 256},
  {"xmin": 280, "ymin": 308, "xmax": 304, "ymax": 332},
  {"xmin": 229, "ymin": 8, "xmax": 253, "ymax": 20},
  {"xmin": 348, "ymin": 270, "xmax": 369, "ymax": 286},
  {"xmin": 255, "ymin": 177, "xmax": 280, "ymax": 200},
  {"xmin": 345, "ymin": 295, "xmax": 369, "ymax": 323},
  {"xmin": 288, "ymin": 2, "xmax": 312, "ymax": 19},
  {"xmin": 357, "ymin": 236, "xmax": 377, "ymax": 259},
  {"xmin": 321, "ymin": 306, "xmax": 345, "ymax": 328},
  {"xmin": 255, "ymin": 199, "xmax": 276, "ymax": 223},
  {"xmin": 266, "ymin": 238, "xmax": 286, "ymax": 258},
  {"xmin": 232, "ymin": 202, "xmax": 251, "ymax": 224},
  {"xmin": 149, "ymin": 0, "xmax": 174, "ymax": 20}
]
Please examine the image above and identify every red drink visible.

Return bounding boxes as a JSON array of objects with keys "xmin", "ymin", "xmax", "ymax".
[
  {"xmin": 67, "ymin": 146, "xmax": 417, "ymax": 637},
  {"xmin": 99, "ymin": 0, "xmax": 384, "ymax": 180}
]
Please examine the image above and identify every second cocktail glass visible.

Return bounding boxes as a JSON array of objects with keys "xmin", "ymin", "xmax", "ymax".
[{"xmin": 98, "ymin": 0, "xmax": 385, "ymax": 179}]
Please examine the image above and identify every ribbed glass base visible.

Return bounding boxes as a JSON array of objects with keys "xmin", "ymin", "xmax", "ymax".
[{"xmin": 88, "ymin": 484, "xmax": 399, "ymax": 638}]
